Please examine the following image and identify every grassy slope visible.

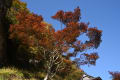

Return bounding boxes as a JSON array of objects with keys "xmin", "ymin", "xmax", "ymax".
[
  {"xmin": 0, "ymin": 67, "xmax": 45, "ymax": 80},
  {"xmin": 0, "ymin": 66, "xmax": 83, "ymax": 80}
]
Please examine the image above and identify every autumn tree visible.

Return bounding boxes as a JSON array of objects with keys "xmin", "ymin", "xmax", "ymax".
[
  {"xmin": 9, "ymin": 11, "xmax": 66, "ymax": 80},
  {"xmin": 109, "ymin": 71, "xmax": 120, "ymax": 80},
  {"xmin": 9, "ymin": 6, "xmax": 102, "ymax": 80},
  {"xmin": 52, "ymin": 7, "xmax": 102, "ymax": 67}
]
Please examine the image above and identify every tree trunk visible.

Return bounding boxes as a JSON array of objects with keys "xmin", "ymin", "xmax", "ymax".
[
  {"xmin": 0, "ymin": 0, "xmax": 12, "ymax": 66},
  {"xmin": 44, "ymin": 74, "xmax": 49, "ymax": 80},
  {"xmin": 0, "ymin": 21, "xmax": 7, "ymax": 66}
]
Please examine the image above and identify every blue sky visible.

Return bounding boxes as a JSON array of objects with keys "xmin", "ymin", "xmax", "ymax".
[{"xmin": 21, "ymin": 0, "xmax": 120, "ymax": 80}]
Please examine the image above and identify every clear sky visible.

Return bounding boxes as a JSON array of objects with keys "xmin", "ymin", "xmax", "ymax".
[{"xmin": 21, "ymin": 0, "xmax": 120, "ymax": 80}]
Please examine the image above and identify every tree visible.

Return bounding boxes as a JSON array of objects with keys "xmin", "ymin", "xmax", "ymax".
[
  {"xmin": 5, "ymin": 0, "xmax": 29, "ymax": 65},
  {"xmin": 109, "ymin": 71, "xmax": 120, "ymax": 80},
  {"xmin": 9, "ymin": 6, "xmax": 102, "ymax": 80},
  {"xmin": 52, "ymin": 7, "xmax": 102, "ymax": 67},
  {"xmin": 9, "ymin": 11, "xmax": 68, "ymax": 80}
]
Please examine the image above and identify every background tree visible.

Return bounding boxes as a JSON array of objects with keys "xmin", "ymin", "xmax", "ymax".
[{"xmin": 109, "ymin": 71, "xmax": 120, "ymax": 80}]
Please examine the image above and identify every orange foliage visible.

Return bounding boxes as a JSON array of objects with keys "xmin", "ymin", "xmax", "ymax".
[
  {"xmin": 9, "ymin": 11, "xmax": 55, "ymax": 49},
  {"xmin": 9, "ymin": 7, "xmax": 102, "ymax": 67},
  {"xmin": 87, "ymin": 27, "xmax": 102, "ymax": 48},
  {"xmin": 52, "ymin": 7, "xmax": 80, "ymax": 25},
  {"xmin": 63, "ymin": 59, "xmax": 72, "ymax": 65},
  {"xmin": 109, "ymin": 71, "xmax": 120, "ymax": 80}
]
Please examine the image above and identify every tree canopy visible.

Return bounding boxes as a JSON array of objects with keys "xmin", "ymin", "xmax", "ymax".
[
  {"xmin": 0, "ymin": 0, "xmax": 103, "ymax": 80},
  {"xmin": 8, "ymin": 2, "xmax": 102, "ymax": 79}
]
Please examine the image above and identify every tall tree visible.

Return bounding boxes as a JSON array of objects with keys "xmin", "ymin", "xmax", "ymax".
[
  {"xmin": 9, "ymin": 7, "xmax": 102, "ymax": 80},
  {"xmin": 52, "ymin": 7, "xmax": 102, "ymax": 67}
]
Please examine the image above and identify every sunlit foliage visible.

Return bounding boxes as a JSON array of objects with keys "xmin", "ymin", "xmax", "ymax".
[{"xmin": 6, "ymin": 0, "xmax": 29, "ymax": 24}]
